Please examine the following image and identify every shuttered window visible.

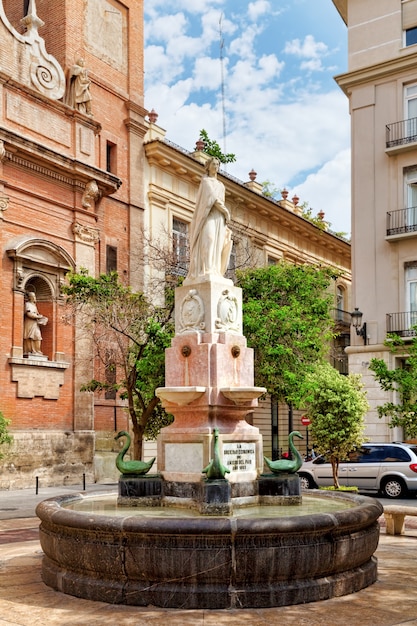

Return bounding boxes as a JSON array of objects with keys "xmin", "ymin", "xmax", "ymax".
[{"xmin": 403, "ymin": 0, "xmax": 417, "ymax": 30}]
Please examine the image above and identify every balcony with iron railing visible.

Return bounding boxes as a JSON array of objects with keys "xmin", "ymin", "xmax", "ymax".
[
  {"xmin": 386, "ymin": 117, "xmax": 417, "ymax": 151},
  {"xmin": 386, "ymin": 207, "xmax": 417, "ymax": 237},
  {"xmin": 386, "ymin": 311, "xmax": 417, "ymax": 337},
  {"xmin": 331, "ymin": 307, "xmax": 351, "ymax": 328}
]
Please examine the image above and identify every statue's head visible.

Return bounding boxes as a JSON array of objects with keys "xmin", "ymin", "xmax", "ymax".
[{"xmin": 205, "ymin": 157, "xmax": 220, "ymax": 174}]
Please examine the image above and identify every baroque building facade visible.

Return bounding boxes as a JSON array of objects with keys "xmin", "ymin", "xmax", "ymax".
[
  {"xmin": 0, "ymin": 0, "xmax": 147, "ymax": 488},
  {"xmin": 333, "ymin": 0, "xmax": 417, "ymax": 441}
]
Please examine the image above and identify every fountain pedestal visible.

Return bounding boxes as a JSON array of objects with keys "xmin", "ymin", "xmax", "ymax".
[{"xmin": 156, "ymin": 278, "xmax": 265, "ymax": 504}]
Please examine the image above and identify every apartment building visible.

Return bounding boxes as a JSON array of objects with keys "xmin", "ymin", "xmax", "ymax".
[{"xmin": 333, "ymin": 0, "xmax": 417, "ymax": 440}]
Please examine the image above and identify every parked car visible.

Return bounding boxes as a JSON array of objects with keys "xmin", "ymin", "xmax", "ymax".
[{"xmin": 298, "ymin": 442, "xmax": 417, "ymax": 498}]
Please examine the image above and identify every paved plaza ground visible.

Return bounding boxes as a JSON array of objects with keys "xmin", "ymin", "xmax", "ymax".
[{"xmin": 1, "ymin": 486, "xmax": 417, "ymax": 625}]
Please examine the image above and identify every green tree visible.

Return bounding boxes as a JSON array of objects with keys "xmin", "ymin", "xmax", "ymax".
[
  {"xmin": 198, "ymin": 129, "xmax": 236, "ymax": 164},
  {"xmin": 0, "ymin": 412, "xmax": 12, "ymax": 459},
  {"xmin": 302, "ymin": 362, "xmax": 368, "ymax": 488},
  {"xmin": 63, "ymin": 270, "xmax": 175, "ymax": 459},
  {"xmin": 369, "ymin": 333, "xmax": 417, "ymax": 438},
  {"xmin": 237, "ymin": 263, "xmax": 338, "ymax": 407}
]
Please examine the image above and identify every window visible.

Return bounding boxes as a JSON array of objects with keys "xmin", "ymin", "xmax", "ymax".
[
  {"xmin": 403, "ymin": 167, "xmax": 417, "ymax": 230},
  {"xmin": 172, "ymin": 218, "xmax": 188, "ymax": 276},
  {"xmin": 403, "ymin": 1, "xmax": 417, "ymax": 45},
  {"xmin": 405, "ymin": 85, "xmax": 417, "ymax": 141},
  {"xmin": 105, "ymin": 356, "xmax": 117, "ymax": 400},
  {"xmin": 406, "ymin": 27, "xmax": 417, "ymax": 45},
  {"xmin": 106, "ymin": 245, "xmax": 117, "ymax": 273},
  {"xmin": 106, "ymin": 141, "xmax": 117, "ymax": 173},
  {"xmin": 405, "ymin": 262, "xmax": 417, "ymax": 326}
]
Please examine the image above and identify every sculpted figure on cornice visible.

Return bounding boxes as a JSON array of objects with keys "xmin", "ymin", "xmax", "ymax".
[
  {"xmin": 82, "ymin": 180, "xmax": 100, "ymax": 209},
  {"xmin": 65, "ymin": 58, "xmax": 93, "ymax": 116}
]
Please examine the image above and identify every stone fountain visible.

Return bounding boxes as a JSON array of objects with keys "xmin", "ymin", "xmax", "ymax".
[{"xmin": 36, "ymin": 157, "xmax": 383, "ymax": 609}]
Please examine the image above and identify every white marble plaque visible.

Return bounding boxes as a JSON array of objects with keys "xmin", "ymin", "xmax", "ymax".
[
  {"xmin": 165, "ymin": 443, "xmax": 203, "ymax": 473},
  {"xmin": 223, "ymin": 442, "xmax": 256, "ymax": 472}
]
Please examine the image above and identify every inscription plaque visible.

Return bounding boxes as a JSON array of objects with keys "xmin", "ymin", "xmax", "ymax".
[{"xmin": 223, "ymin": 442, "xmax": 256, "ymax": 472}]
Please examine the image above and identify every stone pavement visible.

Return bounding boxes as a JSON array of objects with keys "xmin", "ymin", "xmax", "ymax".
[{"xmin": 1, "ymin": 486, "xmax": 417, "ymax": 626}]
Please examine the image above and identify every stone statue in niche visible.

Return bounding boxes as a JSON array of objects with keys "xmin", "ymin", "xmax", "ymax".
[
  {"xmin": 186, "ymin": 157, "xmax": 232, "ymax": 282},
  {"xmin": 65, "ymin": 58, "xmax": 92, "ymax": 116},
  {"xmin": 24, "ymin": 291, "xmax": 48, "ymax": 356}
]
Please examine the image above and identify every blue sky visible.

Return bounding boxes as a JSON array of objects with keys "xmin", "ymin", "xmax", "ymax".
[{"xmin": 144, "ymin": 0, "xmax": 351, "ymax": 236}]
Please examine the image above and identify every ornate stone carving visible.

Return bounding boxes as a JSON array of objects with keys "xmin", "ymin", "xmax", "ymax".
[
  {"xmin": 72, "ymin": 222, "xmax": 100, "ymax": 244},
  {"xmin": 0, "ymin": 140, "xmax": 6, "ymax": 162},
  {"xmin": 0, "ymin": 195, "xmax": 9, "ymax": 214},
  {"xmin": 0, "ymin": 0, "xmax": 66, "ymax": 100},
  {"xmin": 179, "ymin": 289, "xmax": 205, "ymax": 333},
  {"xmin": 215, "ymin": 289, "xmax": 240, "ymax": 332},
  {"xmin": 82, "ymin": 180, "xmax": 100, "ymax": 209}
]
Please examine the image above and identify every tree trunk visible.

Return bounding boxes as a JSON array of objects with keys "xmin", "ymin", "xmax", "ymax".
[{"xmin": 331, "ymin": 457, "xmax": 340, "ymax": 489}]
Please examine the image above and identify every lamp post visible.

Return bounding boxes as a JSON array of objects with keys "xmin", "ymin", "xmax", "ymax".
[{"xmin": 351, "ymin": 307, "xmax": 367, "ymax": 345}]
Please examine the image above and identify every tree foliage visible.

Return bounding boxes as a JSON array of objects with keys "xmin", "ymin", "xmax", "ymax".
[
  {"xmin": 302, "ymin": 362, "xmax": 368, "ymax": 488},
  {"xmin": 198, "ymin": 129, "xmax": 236, "ymax": 164},
  {"xmin": 63, "ymin": 270, "xmax": 175, "ymax": 459},
  {"xmin": 237, "ymin": 263, "xmax": 338, "ymax": 406},
  {"xmin": 0, "ymin": 412, "xmax": 12, "ymax": 459},
  {"xmin": 369, "ymin": 333, "xmax": 417, "ymax": 438}
]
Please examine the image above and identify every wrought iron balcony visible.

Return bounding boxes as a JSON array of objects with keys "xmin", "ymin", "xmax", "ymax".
[
  {"xmin": 331, "ymin": 307, "xmax": 351, "ymax": 328},
  {"xmin": 386, "ymin": 207, "xmax": 417, "ymax": 236},
  {"xmin": 386, "ymin": 311, "xmax": 417, "ymax": 337},
  {"xmin": 386, "ymin": 117, "xmax": 417, "ymax": 148}
]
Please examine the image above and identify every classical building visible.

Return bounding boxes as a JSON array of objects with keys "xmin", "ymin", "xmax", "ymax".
[
  {"xmin": 141, "ymin": 119, "xmax": 352, "ymax": 460},
  {"xmin": 0, "ymin": 0, "xmax": 147, "ymax": 488},
  {"xmin": 333, "ymin": 0, "xmax": 417, "ymax": 441}
]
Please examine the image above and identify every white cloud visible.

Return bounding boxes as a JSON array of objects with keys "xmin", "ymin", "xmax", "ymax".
[
  {"xmin": 284, "ymin": 35, "xmax": 328, "ymax": 58},
  {"xmin": 291, "ymin": 149, "xmax": 351, "ymax": 236},
  {"xmin": 247, "ymin": 0, "xmax": 272, "ymax": 21},
  {"xmin": 193, "ymin": 56, "xmax": 223, "ymax": 91}
]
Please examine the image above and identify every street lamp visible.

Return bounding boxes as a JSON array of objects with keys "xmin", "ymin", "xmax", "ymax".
[{"xmin": 350, "ymin": 307, "xmax": 367, "ymax": 345}]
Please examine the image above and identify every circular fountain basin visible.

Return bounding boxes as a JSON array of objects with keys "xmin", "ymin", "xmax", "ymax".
[{"xmin": 36, "ymin": 491, "xmax": 383, "ymax": 609}]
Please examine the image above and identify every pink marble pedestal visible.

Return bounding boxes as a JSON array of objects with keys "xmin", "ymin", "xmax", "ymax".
[{"xmin": 156, "ymin": 278, "xmax": 265, "ymax": 490}]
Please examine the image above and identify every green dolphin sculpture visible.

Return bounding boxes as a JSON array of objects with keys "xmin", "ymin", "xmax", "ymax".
[{"xmin": 202, "ymin": 427, "xmax": 231, "ymax": 480}]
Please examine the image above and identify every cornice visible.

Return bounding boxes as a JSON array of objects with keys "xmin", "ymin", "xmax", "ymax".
[
  {"xmin": 0, "ymin": 71, "xmax": 102, "ymax": 133},
  {"xmin": 0, "ymin": 127, "xmax": 121, "ymax": 195},
  {"xmin": 335, "ymin": 50, "xmax": 417, "ymax": 94}
]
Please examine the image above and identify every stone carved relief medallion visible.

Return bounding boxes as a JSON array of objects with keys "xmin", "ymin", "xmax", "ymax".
[
  {"xmin": 179, "ymin": 289, "xmax": 205, "ymax": 333},
  {"xmin": 216, "ymin": 289, "xmax": 240, "ymax": 332},
  {"xmin": 72, "ymin": 222, "xmax": 100, "ymax": 244}
]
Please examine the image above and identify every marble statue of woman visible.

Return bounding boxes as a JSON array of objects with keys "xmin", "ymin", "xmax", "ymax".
[{"xmin": 186, "ymin": 157, "xmax": 232, "ymax": 282}]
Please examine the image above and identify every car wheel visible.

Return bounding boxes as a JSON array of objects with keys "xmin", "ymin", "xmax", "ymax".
[
  {"xmin": 381, "ymin": 477, "xmax": 407, "ymax": 498},
  {"xmin": 299, "ymin": 474, "xmax": 315, "ymax": 490}
]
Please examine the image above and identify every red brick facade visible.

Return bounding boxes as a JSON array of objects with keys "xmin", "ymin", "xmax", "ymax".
[{"xmin": 0, "ymin": 0, "xmax": 146, "ymax": 487}]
